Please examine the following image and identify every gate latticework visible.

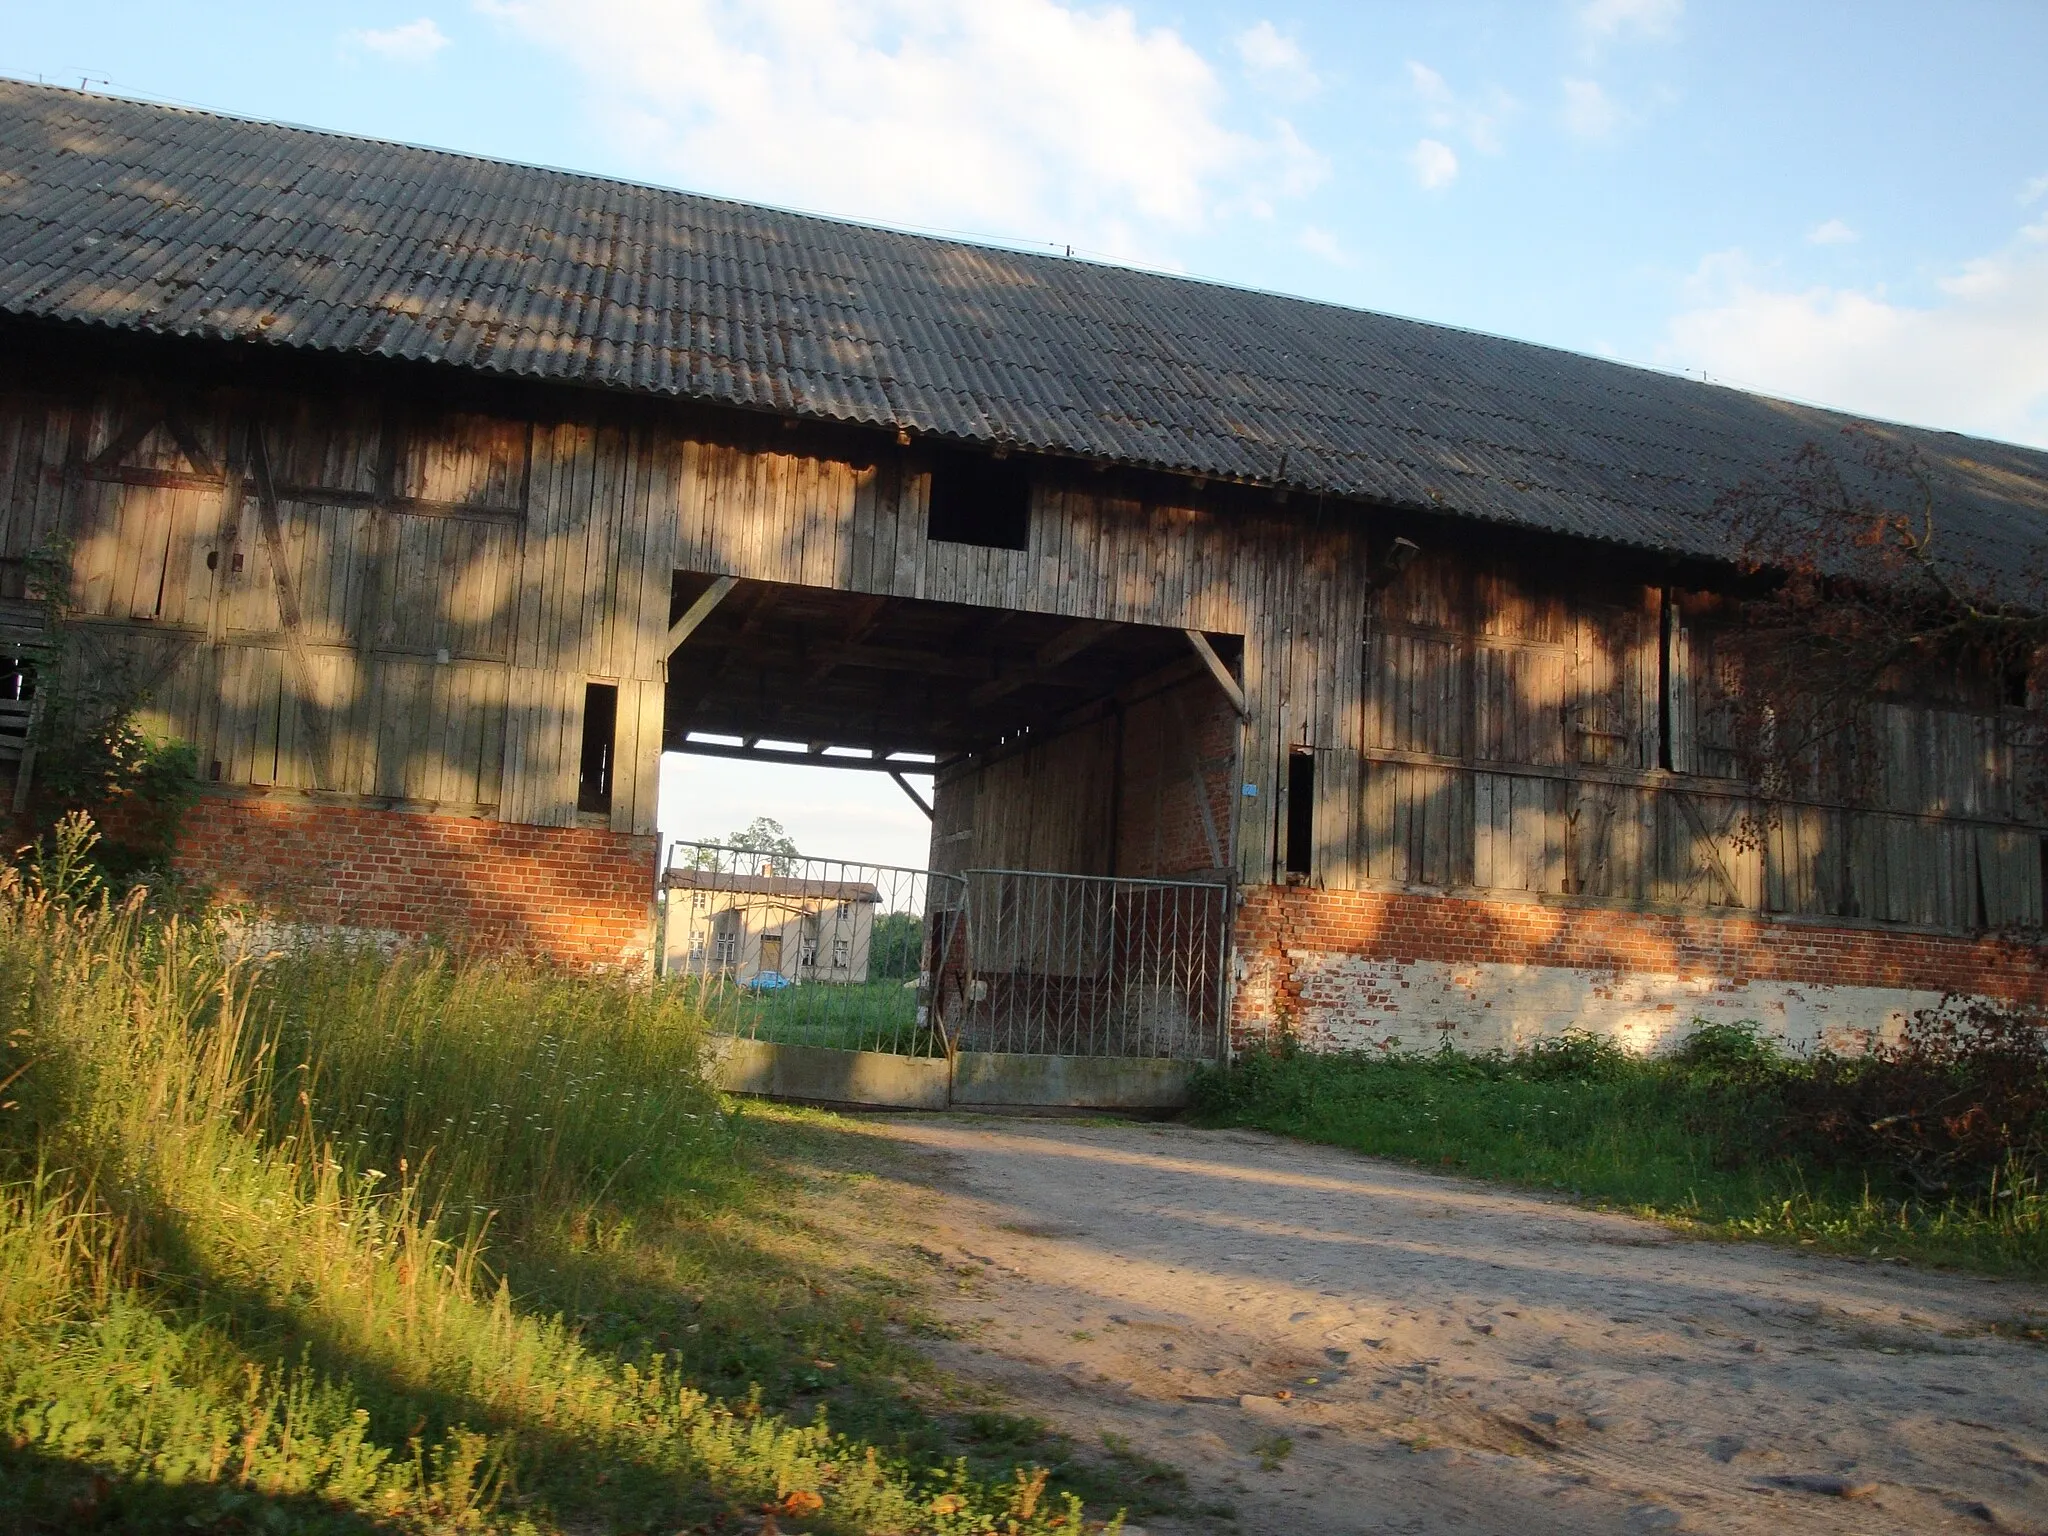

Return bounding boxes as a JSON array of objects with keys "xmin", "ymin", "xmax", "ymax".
[
  {"xmin": 659, "ymin": 841, "xmax": 964, "ymax": 1056},
  {"xmin": 663, "ymin": 843, "xmax": 1230, "ymax": 1065},
  {"xmin": 945, "ymin": 870, "xmax": 1230, "ymax": 1061}
]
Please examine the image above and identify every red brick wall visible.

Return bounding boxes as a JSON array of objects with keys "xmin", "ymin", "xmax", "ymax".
[
  {"xmin": 173, "ymin": 793, "xmax": 658, "ymax": 970},
  {"xmin": 1231, "ymin": 884, "xmax": 2048, "ymax": 1044},
  {"xmin": 1115, "ymin": 675, "xmax": 1238, "ymax": 879}
]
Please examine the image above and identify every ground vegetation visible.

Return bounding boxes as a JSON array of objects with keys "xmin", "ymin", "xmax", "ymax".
[
  {"xmin": 0, "ymin": 816, "xmax": 1119, "ymax": 1533},
  {"xmin": 1190, "ymin": 1016, "xmax": 2048, "ymax": 1277}
]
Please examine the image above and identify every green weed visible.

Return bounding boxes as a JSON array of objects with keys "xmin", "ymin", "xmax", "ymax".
[{"xmin": 1190, "ymin": 1027, "xmax": 2048, "ymax": 1277}]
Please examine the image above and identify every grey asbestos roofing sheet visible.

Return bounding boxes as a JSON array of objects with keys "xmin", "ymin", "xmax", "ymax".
[{"xmin": 2, "ymin": 79, "xmax": 2045, "ymax": 573}]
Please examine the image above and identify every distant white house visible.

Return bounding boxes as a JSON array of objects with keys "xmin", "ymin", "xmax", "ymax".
[{"xmin": 660, "ymin": 867, "xmax": 882, "ymax": 983}]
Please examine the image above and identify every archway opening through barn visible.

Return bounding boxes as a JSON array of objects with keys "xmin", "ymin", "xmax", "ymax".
[{"xmin": 650, "ymin": 572, "xmax": 1244, "ymax": 1108}]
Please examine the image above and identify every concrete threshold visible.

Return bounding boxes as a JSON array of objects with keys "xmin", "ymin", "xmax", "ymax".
[{"xmin": 704, "ymin": 1036, "xmax": 1200, "ymax": 1112}]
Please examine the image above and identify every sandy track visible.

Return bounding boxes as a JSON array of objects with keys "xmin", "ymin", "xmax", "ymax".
[{"xmin": 868, "ymin": 1117, "xmax": 2048, "ymax": 1535}]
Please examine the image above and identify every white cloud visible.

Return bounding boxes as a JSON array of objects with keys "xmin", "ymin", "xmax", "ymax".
[
  {"xmin": 1806, "ymin": 218, "xmax": 1858, "ymax": 246},
  {"xmin": 479, "ymin": 0, "xmax": 1324, "ymax": 262},
  {"xmin": 1577, "ymin": 0, "xmax": 1681, "ymax": 43},
  {"xmin": 1410, "ymin": 138, "xmax": 1458, "ymax": 190},
  {"xmin": 1560, "ymin": 77, "xmax": 1624, "ymax": 140},
  {"xmin": 1406, "ymin": 59, "xmax": 1509, "ymax": 155},
  {"xmin": 1659, "ymin": 217, "xmax": 2048, "ymax": 448},
  {"xmin": 352, "ymin": 17, "xmax": 450, "ymax": 64},
  {"xmin": 1298, "ymin": 224, "xmax": 1350, "ymax": 265},
  {"xmin": 1236, "ymin": 19, "xmax": 1317, "ymax": 94},
  {"xmin": 2023, "ymin": 173, "xmax": 2048, "ymax": 207}
]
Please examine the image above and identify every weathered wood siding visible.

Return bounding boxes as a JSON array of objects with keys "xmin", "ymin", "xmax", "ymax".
[
  {"xmin": 1359, "ymin": 552, "xmax": 2044, "ymax": 931},
  {"xmin": 5, "ymin": 364, "xmax": 2036, "ymax": 941}
]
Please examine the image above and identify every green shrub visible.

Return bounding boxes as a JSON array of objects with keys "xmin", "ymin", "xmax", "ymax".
[
  {"xmin": 1664, "ymin": 1020, "xmax": 1786, "ymax": 1082},
  {"xmin": 1514, "ymin": 1029, "xmax": 1635, "ymax": 1083}
]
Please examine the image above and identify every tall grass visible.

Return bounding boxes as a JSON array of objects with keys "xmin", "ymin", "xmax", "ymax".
[
  {"xmin": 1190, "ymin": 1030, "xmax": 2048, "ymax": 1277},
  {"xmin": 0, "ymin": 816, "xmax": 1106, "ymax": 1533}
]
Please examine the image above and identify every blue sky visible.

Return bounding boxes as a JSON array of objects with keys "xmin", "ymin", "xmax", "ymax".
[{"xmin": 7, "ymin": 0, "xmax": 2046, "ymax": 864}]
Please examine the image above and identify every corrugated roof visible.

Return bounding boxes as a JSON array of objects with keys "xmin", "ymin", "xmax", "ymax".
[{"xmin": 3, "ymin": 78, "xmax": 2046, "ymax": 571}]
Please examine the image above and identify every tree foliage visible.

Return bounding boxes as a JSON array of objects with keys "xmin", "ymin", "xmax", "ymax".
[
  {"xmin": 9, "ymin": 541, "xmax": 197, "ymax": 884},
  {"xmin": 1707, "ymin": 426, "xmax": 2048, "ymax": 814},
  {"xmin": 719, "ymin": 816, "xmax": 801, "ymax": 858}
]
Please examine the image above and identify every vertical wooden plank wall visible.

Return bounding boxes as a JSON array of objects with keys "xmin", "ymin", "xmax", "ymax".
[
  {"xmin": 9, "ymin": 371, "xmax": 2038, "ymax": 941},
  {"xmin": 1, "ymin": 387, "xmax": 543, "ymax": 824},
  {"xmin": 1356, "ymin": 550, "xmax": 2044, "ymax": 931}
]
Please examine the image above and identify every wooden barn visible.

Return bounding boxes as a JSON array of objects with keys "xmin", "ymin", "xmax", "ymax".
[{"xmin": 5, "ymin": 81, "xmax": 2048, "ymax": 1056}]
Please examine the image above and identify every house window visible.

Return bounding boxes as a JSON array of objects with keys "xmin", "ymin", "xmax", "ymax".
[
  {"xmin": 833, "ymin": 936, "xmax": 852, "ymax": 969},
  {"xmin": 577, "ymin": 682, "xmax": 619, "ymax": 814},
  {"xmin": 927, "ymin": 448, "xmax": 1031, "ymax": 550},
  {"xmin": 799, "ymin": 937, "xmax": 818, "ymax": 970},
  {"xmin": 714, "ymin": 929, "xmax": 738, "ymax": 966}
]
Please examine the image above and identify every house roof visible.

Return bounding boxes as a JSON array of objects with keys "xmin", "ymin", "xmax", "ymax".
[
  {"xmin": 663, "ymin": 868, "xmax": 882, "ymax": 904},
  {"xmin": 3, "ymin": 79, "xmax": 2046, "ymax": 574}
]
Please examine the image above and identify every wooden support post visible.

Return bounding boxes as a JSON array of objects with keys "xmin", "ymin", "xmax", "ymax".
[
  {"xmin": 1184, "ymin": 628, "xmax": 1247, "ymax": 718},
  {"xmin": 665, "ymin": 575, "xmax": 737, "ymax": 659},
  {"xmin": 890, "ymin": 769, "xmax": 934, "ymax": 820}
]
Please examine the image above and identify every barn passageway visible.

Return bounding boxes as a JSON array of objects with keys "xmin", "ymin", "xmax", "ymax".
[
  {"xmin": 661, "ymin": 572, "xmax": 1238, "ymax": 816},
  {"xmin": 655, "ymin": 575, "xmax": 1248, "ymax": 1092},
  {"xmin": 862, "ymin": 1117, "xmax": 2048, "ymax": 1536}
]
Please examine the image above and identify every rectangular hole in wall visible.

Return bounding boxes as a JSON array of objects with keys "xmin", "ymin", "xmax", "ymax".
[
  {"xmin": 1285, "ymin": 747, "xmax": 1315, "ymax": 878},
  {"xmin": 578, "ymin": 682, "xmax": 619, "ymax": 816},
  {"xmin": 1657, "ymin": 586, "xmax": 1675, "ymax": 771},
  {"xmin": 927, "ymin": 448, "xmax": 1031, "ymax": 550}
]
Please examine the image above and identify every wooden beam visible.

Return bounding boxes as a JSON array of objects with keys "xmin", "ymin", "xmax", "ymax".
[
  {"xmin": 807, "ymin": 593, "xmax": 890, "ymax": 684},
  {"xmin": 967, "ymin": 620, "xmax": 1115, "ymax": 708},
  {"xmin": 665, "ymin": 575, "xmax": 737, "ymax": 658},
  {"xmin": 672, "ymin": 738, "xmax": 942, "ymax": 775},
  {"xmin": 889, "ymin": 769, "xmax": 935, "ymax": 820},
  {"xmin": 814, "ymin": 641, "xmax": 996, "ymax": 680},
  {"xmin": 1183, "ymin": 628, "xmax": 1247, "ymax": 718}
]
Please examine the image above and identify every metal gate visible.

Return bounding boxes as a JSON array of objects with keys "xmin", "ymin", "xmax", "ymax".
[
  {"xmin": 946, "ymin": 870, "xmax": 1231, "ymax": 1061},
  {"xmin": 660, "ymin": 842, "xmax": 1231, "ymax": 1100},
  {"xmin": 658, "ymin": 841, "xmax": 965, "ymax": 1057}
]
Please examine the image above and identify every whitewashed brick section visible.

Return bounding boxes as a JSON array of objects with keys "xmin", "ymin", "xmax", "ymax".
[{"xmin": 1275, "ymin": 952, "xmax": 1952, "ymax": 1057}]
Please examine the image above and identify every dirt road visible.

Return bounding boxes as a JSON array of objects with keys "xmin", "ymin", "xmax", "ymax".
[{"xmin": 870, "ymin": 1117, "xmax": 2048, "ymax": 1535}]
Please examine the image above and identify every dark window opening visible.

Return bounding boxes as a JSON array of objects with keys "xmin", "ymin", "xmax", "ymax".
[
  {"xmin": 927, "ymin": 449, "xmax": 1031, "ymax": 550},
  {"xmin": 2, "ymin": 651, "xmax": 32, "ymax": 704},
  {"xmin": 2038, "ymin": 836, "xmax": 2048, "ymax": 923},
  {"xmin": 1656, "ymin": 586, "xmax": 1675, "ymax": 771},
  {"xmin": 578, "ymin": 682, "xmax": 619, "ymax": 815},
  {"xmin": 2003, "ymin": 655, "xmax": 2032, "ymax": 709},
  {"xmin": 1284, "ymin": 748, "xmax": 1316, "ymax": 878}
]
